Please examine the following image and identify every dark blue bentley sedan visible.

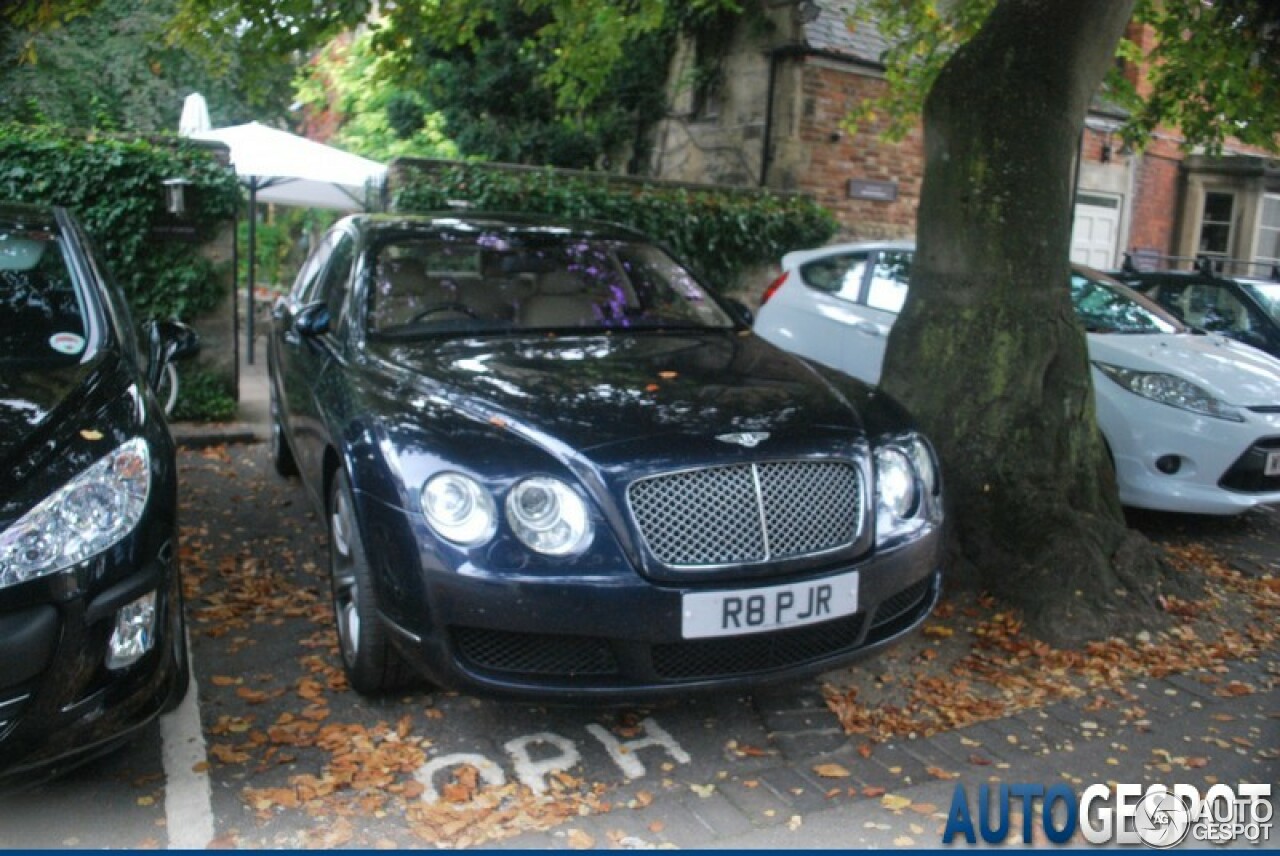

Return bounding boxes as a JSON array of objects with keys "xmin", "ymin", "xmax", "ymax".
[{"xmin": 269, "ymin": 213, "xmax": 944, "ymax": 698}]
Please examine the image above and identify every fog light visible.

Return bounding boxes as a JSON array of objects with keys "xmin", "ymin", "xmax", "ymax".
[
  {"xmin": 106, "ymin": 591, "xmax": 157, "ymax": 669},
  {"xmin": 1155, "ymin": 455, "xmax": 1182, "ymax": 475}
]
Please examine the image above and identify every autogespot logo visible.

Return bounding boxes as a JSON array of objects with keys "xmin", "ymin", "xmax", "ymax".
[
  {"xmin": 1133, "ymin": 790, "xmax": 1191, "ymax": 848},
  {"xmin": 941, "ymin": 782, "xmax": 1272, "ymax": 847}
]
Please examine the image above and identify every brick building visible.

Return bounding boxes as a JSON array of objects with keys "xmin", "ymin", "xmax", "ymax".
[{"xmin": 647, "ymin": 1, "xmax": 1280, "ymax": 277}]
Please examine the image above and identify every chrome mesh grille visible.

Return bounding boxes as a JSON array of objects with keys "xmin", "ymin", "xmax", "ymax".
[{"xmin": 627, "ymin": 460, "xmax": 862, "ymax": 567}]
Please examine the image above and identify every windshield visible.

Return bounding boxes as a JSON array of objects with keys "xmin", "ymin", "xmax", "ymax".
[
  {"xmin": 1240, "ymin": 279, "xmax": 1280, "ymax": 322},
  {"xmin": 1071, "ymin": 272, "xmax": 1181, "ymax": 334},
  {"xmin": 0, "ymin": 225, "xmax": 90, "ymax": 362},
  {"xmin": 366, "ymin": 232, "xmax": 735, "ymax": 338}
]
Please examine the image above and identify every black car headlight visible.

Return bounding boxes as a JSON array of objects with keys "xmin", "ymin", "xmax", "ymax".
[
  {"xmin": 505, "ymin": 477, "xmax": 593, "ymax": 556},
  {"xmin": 420, "ymin": 472, "xmax": 498, "ymax": 546},
  {"xmin": 874, "ymin": 436, "xmax": 938, "ymax": 545},
  {"xmin": 0, "ymin": 438, "xmax": 151, "ymax": 590}
]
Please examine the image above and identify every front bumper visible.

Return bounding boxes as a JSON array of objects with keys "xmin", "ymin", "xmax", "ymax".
[
  {"xmin": 0, "ymin": 545, "xmax": 186, "ymax": 788},
  {"xmin": 1096, "ymin": 381, "xmax": 1280, "ymax": 515},
  {"xmin": 363, "ymin": 487, "xmax": 944, "ymax": 699}
]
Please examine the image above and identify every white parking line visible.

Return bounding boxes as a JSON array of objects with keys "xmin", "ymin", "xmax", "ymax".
[{"xmin": 159, "ymin": 632, "xmax": 213, "ymax": 849}]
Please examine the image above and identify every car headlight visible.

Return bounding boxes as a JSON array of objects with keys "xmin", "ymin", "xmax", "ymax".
[
  {"xmin": 1094, "ymin": 362, "xmax": 1244, "ymax": 422},
  {"xmin": 0, "ymin": 438, "xmax": 151, "ymax": 589},
  {"xmin": 421, "ymin": 472, "xmax": 497, "ymax": 546},
  {"xmin": 875, "ymin": 445, "xmax": 925, "ymax": 545},
  {"xmin": 907, "ymin": 436, "xmax": 939, "ymax": 497},
  {"xmin": 506, "ymin": 477, "xmax": 593, "ymax": 556}
]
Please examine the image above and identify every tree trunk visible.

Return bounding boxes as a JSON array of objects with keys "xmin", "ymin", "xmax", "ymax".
[{"xmin": 879, "ymin": 0, "xmax": 1192, "ymax": 645}]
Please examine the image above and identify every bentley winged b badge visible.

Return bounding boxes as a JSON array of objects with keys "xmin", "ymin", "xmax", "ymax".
[{"xmin": 716, "ymin": 431, "xmax": 770, "ymax": 448}]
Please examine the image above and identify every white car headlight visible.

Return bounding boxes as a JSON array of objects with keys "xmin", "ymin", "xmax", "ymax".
[
  {"xmin": 506, "ymin": 477, "xmax": 593, "ymax": 556},
  {"xmin": 421, "ymin": 472, "xmax": 497, "ymax": 546},
  {"xmin": 0, "ymin": 438, "xmax": 151, "ymax": 589},
  {"xmin": 1094, "ymin": 362, "xmax": 1244, "ymax": 422},
  {"xmin": 875, "ymin": 446, "xmax": 922, "ymax": 544}
]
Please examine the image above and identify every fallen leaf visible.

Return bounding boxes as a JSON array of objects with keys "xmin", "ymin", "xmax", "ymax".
[
  {"xmin": 882, "ymin": 794, "xmax": 912, "ymax": 811},
  {"xmin": 567, "ymin": 829, "xmax": 594, "ymax": 850},
  {"xmin": 813, "ymin": 763, "xmax": 851, "ymax": 779}
]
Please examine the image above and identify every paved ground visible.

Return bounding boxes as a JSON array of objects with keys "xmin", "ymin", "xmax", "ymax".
[{"xmin": 1, "ymin": 348, "xmax": 1275, "ymax": 849}]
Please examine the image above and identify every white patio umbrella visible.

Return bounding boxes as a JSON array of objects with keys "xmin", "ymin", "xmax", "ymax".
[
  {"xmin": 181, "ymin": 116, "xmax": 387, "ymax": 362},
  {"xmin": 178, "ymin": 93, "xmax": 211, "ymax": 136}
]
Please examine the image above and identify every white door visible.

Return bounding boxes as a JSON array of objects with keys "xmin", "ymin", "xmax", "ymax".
[{"xmin": 1071, "ymin": 193, "xmax": 1122, "ymax": 268}]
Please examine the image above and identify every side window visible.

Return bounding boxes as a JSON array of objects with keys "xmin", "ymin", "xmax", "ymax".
[
  {"xmin": 1146, "ymin": 283, "xmax": 1188, "ymax": 320},
  {"xmin": 1200, "ymin": 284, "xmax": 1259, "ymax": 335},
  {"xmin": 291, "ymin": 234, "xmax": 336, "ymax": 306},
  {"xmin": 867, "ymin": 251, "xmax": 912, "ymax": 313},
  {"xmin": 798, "ymin": 253, "xmax": 867, "ymax": 304},
  {"xmin": 317, "ymin": 234, "xmax": 356, "ymax": 331}
]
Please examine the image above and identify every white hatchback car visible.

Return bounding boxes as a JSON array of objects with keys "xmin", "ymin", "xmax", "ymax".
[{"xmin": 755, "ymin": 241, "xmax": 1280, "ymax": 515}]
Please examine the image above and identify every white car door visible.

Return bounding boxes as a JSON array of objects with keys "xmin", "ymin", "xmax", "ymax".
[
  {"xmin": 762, "ymin": 251, "xmax": 872, "ymax": 375},
  {"xmin": 840, "ymin": 250, "xmax": 912, "ymax": 383}
]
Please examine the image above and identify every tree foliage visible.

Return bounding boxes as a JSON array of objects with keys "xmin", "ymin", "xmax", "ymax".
[
  {"xmin": 294, "ymin": 29, "xmax": 458, "ymax": 162},
  {"xmin": 0, "ymin": 0, "xmax": 296, "ymax": 130},
  {"xmin": 848, "ymin": 0, "xmax": 1280, "ymax": 154},
  {"xmin": 363, "ymin": 0, "xmax": 696, "ymax": 169}
]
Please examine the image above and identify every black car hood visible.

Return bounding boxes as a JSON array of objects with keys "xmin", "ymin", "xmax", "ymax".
[
  {"xmin": 0, "ymin": 352, "xmax": 137, "ymax": 519},
  {"xmin": 369, "ymin": 331, "xmax": 870, "ymax": 450}
]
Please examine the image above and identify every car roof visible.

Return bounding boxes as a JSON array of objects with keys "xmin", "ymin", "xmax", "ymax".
[
  {"xmin": 781, "ymin": 241, "xmax": 1119, "ymax": 284},
  {"xmin": 782, "ymin": 239, "xmax": 914, "ymax": 269},
  {"xmin": 342, "ymin": 211, "xmax": 652, "ymax": 245},
  {"xmin": 0, "ymin": 200, "xmax": 60, "ymax": 230}
]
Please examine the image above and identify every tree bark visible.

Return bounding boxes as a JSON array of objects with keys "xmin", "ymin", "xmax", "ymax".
[{"xmin": 879, "ymin": 0, "xmax": 1193, "ymax": 645}]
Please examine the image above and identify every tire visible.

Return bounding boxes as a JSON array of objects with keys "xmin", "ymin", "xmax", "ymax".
[
  {"xmin": 328, "ymin": 470, "xmax": 413, "ymax": 694},
  {"xmin": 270, "ymin": 383, "xmax": 299, "ymax": 477}
]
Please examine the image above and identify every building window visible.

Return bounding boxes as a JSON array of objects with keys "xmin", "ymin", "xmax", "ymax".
[
  {"xmin": 1255, "ymin": 194, "xmax": 1280, "ymax": 266},
  {"xmin": 1198, "ymin": 191, "xmax": 1235, "ymax": 262}
]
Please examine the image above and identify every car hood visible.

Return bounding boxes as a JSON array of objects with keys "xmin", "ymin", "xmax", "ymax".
[
  {"xmin": 0, "ymin": 351, "xmax": 139, "ymax": 521},
  {"xmin": 1088, "ymin": 332, "xmax": 1280, "ymax": 406},
  {"xmin": 368, "ymin": 331, "xmax": 870, "ymax": 450}
]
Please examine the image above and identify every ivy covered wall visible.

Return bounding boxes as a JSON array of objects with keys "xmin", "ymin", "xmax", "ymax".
[{"xmin": 0, "ymin": 124, "xmax": 241, "ymax": 419}]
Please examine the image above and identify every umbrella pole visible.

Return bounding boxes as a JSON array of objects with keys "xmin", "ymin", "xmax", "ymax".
[{"xmin": 247, "ymin": 181, "xmax": 258, "ymax": 365}]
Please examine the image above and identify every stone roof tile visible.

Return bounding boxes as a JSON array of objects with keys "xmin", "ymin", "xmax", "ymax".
[{"xmin": 803, "ymin": 1, "xmax": 888, "ymax": 65}]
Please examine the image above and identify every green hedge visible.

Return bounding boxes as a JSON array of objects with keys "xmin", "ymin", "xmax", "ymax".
[
  {"xmin": 0, "ymin": 124, "xmax": 240, "ymax": 320},
  {"xmin": 392, "ymin": 163, "xmax": 837, "ymax": 292}
]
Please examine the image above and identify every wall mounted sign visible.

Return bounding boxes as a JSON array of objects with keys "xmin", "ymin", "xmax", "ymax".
[{"xmin": 847, "ymin": 179, "xmax": 899, "ymax": 202}]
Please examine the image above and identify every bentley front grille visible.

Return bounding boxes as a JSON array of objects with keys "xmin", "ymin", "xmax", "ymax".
[{"xmin": 627, "ymin": 460, "xmax": 863, "ymax": 567}]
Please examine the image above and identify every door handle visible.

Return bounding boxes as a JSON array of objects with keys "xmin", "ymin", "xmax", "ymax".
[{"xmin": 852, "ymin": 321, "xmax": 883, "ymax": 337}]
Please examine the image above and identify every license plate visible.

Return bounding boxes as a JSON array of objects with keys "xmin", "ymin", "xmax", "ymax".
[
  {"xmin": 1267, "ymin": 451, "xmax": 1280, "ymax": 477},
  {"xmin": 681, "ymin": 571, "xmax": 859, "ymax": 639}
]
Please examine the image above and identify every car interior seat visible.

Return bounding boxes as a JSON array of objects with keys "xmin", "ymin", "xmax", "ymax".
[
  {"xmin": 369, "ymin": 259, "xmax": 442, "ymax": 329},
  {"xmin": 518, "ymin": 270, "xmax": 598, "ymax": 327}
]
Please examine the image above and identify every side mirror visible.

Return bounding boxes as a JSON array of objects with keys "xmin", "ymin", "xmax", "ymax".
[
  {"xmin": 294, "ymin": 302, "xmax": 331, "ymax": 338},
  {"xmin": 143, "ymin": 319, "xmax": 199, "ymax": 389},
  {"xmin": 727, "ymin": 298, "xmax": 755, "ymax": 327}
]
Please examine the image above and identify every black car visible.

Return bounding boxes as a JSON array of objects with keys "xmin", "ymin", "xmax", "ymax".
[
  {"xmin": 0, "ymin": 202, "xmax": 194, "ymax": 785},
  {"xmin": 1110, "ymin": 265, "xmax": 1280, "ymax": 359},
  {"xmin": 269, "ymin": 213, "xmax": 944, "ymax": 700}
]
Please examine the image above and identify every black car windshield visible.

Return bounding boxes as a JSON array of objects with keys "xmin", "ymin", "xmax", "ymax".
[
  {"xmin": 1240, "ymin": 279, "xmax": 1280, "ymax": 322},
  {"xmin": 1071, "ymin": 272, "xmax": 1181, "ymax": 334},
  {"xmin": 366, "ymin": 232, "xmax": 735, "ymax": 337},
  {"xmin": 0, "ymin": 225, "xmax": 90, "ymax": 362}
]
